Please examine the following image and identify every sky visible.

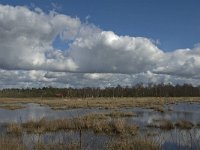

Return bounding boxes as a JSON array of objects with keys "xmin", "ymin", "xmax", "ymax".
[{"xmin": 0, "ymin": 0, "xmax": 200, "ymax": 88}]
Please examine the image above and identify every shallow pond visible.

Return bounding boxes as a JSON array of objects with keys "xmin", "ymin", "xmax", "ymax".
[
  {"xmin": 1, "ymin": 102, "xmax": 199, "ymax": 125},
  {"xmin": 0, "ymin": 103, "xmax": 110, "ymax": 123},
  {"xmin": 124, "ymin": 102, "xmax": 200, "ymax": 126},
  {"xmin": 0, "ymin": 102, "xmax": 200, "ymax": 149}
]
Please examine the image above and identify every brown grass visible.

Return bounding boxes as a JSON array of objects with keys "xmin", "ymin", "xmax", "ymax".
[
  {"xmin": 93, "ymin": 119, "xmax": 127, "ymax": 134},
  {"xmin": 6, "ymin": 123, "xmax": 22, "ymax": 136},
  {"xmin": 0, "ymin": 97, "xmax": 199, "ymax": 110},
  {"xmin": 148, "ymin": 105, "xmax": 164, "ymax": 113},
  {"xmin": 8, "ymin": 116, "xmax": 138, "ymax": 135},
  {"xmin": 175, "ymin": 120, "xmax": 194, "ymax": 129},
  {"xmin": 0, "ymin": 137, "xmax": 26, "ymax": 150},
  {"xmin": 11, "ymin": 112, "xmax": 136, "ymax": 135},
  {"xmin": 154, "ymin": 106, "xmax": 164, "ymax": 113},
  {"xmin": 0, "ymin": 105, "xmax": 25, "ymax": 110},
  {"xmin": 22, "ymin": 118, "xmax": 70, "ymax": 133},
  {"xmin": 105, "ymin": 111, "xmax": 136, "ymax": 118},
  {"xmin": 0, "ymin": 136, "xmax": 80, "ymax": 150},
  {"xmin": 82, "ymin": 113, "xmax": 108, "ymax": 120}
]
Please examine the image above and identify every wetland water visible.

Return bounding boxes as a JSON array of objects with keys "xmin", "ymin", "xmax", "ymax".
[
  {"xmin": 0, "ymin": 102, "xmax": 200, "ymax": 149},
  {"xmin": 0, "ymin": 103, "xmax": 110, "ymax": 123}
]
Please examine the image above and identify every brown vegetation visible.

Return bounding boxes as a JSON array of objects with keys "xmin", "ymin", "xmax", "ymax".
[
  {"xmin": 0, "ymin": 97, "xmax": 200, "ymax": 110},
  {"xmin": 0, "ymin": 136, "xmax": 80, "ymax": 150},
  {"xmin": 175, "ymin": 120, "xmax": 194, "ymax": 129},
  {"xmin": 0, "ymin": 105, "xmax": 25, "ymax": 110},
  {"xmin": 7, "ymin": 123, "xmax": 22, "ymax": 136},
  {"xmin": 6, "ymin": 116, "xmax": 138, "ymax": 135},
  {"xmin": 105, "ymin": 111, "xmax": 136, "ymax": 118},
  {"xmin": 0, "ymin": 137, "xmax": 26, "ymax": 150},
  {"xmin": 148, "ymin": 106, "xmax": 164, "ymax": 113}
]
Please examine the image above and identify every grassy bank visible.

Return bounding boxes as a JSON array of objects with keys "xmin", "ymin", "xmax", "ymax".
[{"xmin": 0, "ymin": 97, "xmax": 200, "ymax": 110}]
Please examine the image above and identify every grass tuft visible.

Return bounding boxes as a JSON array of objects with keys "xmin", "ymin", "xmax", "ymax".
[
  {"xmin": 10, "ymin": 115, "xmax": 138, "ymax": 135},
  {"xmin": 6, "ymin": 123, "xmax": 22, "ymax": 136},
  {"xmin": 0, "ymin": 105, "xmax": 25, "ymax": 110},
  {"xmin": 175, "ymin": 120, "xmax": 194, "ymax": 129},
  {"xmin": 105, "ymin": 111, "xmax": 136, "ymax": 118}
]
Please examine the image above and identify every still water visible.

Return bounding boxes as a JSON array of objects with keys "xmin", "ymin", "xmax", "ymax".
[{"xmin": 0, "ymin": 102, "xmax": 200, "ymax": 149}]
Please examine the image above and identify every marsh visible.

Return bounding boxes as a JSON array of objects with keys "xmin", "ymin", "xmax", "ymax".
[{"xmin": 0, "ymin": 98, "xmax": 200, "ymax": 149}]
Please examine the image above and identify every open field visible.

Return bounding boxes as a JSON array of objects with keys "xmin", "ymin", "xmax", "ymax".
[{"xmin": 0, "ymin": 97, "xmax": 200, "ymax": 110}]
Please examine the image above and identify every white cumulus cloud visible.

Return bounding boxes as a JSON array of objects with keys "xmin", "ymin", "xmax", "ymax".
[
  {"xmin": 0, "ymin": 4, "xmax": 80, "ymax": 72},
  {"xmin": 0, "ymin": 4, "xmax": 200, "ymax": 88}
]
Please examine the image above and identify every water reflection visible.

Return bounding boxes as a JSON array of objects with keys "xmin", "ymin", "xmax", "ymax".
[
  {"xmin": 22, "ymin": 131, "xmax": 110, "ymax": 150},
  {"xmin": 0, "ymin": 102, "xmax": 200, "ymax": 126},
  {"xmin": 155, "ymin": 129, "xmax": 200, "ymax": 150},
  {"xmin": 0, "ymin": 102, "xmax": 200, "ymax": 149},
  {"xmin": 124, "ymin": 103, "xmax": 200, "ymax": 126},
  {"xmin": 0, "ymin": 103, "xmax": 110, "ymax": 123}
]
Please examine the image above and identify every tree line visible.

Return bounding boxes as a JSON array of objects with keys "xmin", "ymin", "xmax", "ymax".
[{"xmin": 0, "ymin": 83, "xmax": 200, "ymax": 98}]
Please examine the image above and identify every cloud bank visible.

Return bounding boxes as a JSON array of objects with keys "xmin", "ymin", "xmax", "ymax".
[{"xmin": 0, "ymin": 4, "xmax": 200, "ymax": 88}]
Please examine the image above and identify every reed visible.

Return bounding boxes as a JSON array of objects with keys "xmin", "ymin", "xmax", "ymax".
[
  {"xmin": 8, "ymin": 116, "xmax": 138, "ymax": 135},
  {"xmin": 105, "ymin": 111, "xmax": 136, "ymax": 118},
  {"xmin": 0, "ymin": 137, "xmax": 26, "ymax": 150},
  {"xmin": 107, "ymin": 136, "xmax": 159, "ymax": 150},
  {"xmin": 6, "ymin": 123, "xmax": 22, "ymax": 136}
]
